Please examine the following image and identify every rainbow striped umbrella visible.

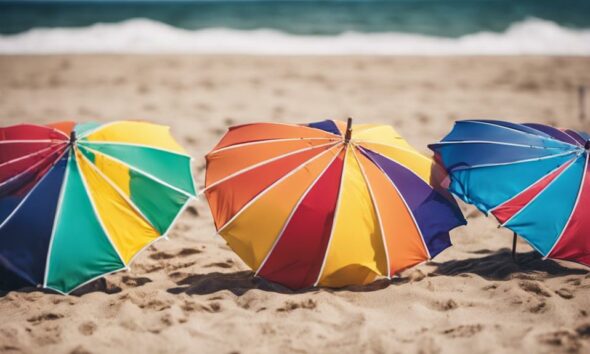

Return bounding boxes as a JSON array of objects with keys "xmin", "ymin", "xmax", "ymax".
[
  {"xmin": 430, "ymin": 120, "xmax": 590, "ymax": 265},
  {"xmin": 0, "ymin": 121, "xmax": 196, "ymax": 294},
  {"xmin": 204, "ymin": 119, "xmax": 466, "ymax": 289}
]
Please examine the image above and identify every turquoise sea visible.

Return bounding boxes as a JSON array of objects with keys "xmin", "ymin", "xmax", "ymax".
[{"xmin": 1, "ymin": 0, "xmax": 589, "ymax": 54}]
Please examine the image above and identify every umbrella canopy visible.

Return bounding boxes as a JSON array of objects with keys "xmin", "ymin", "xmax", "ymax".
[
  {"xmin": 429, "ymin": 120, "xmax": 590, "ymax": 266},
  {"xmin": 0, "ymin": 121, "xmax": 196, "ymax": 294},
  {"xmin": 204, "ymin": 119, "xmax": 466, "ymax": 289}
]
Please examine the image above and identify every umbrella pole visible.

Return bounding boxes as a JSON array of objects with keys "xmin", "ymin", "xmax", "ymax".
[
  {"xmin": 511, "ymin": 232, "xmax": 517, "ymax": 262},
  {"xmin": 345, "ymin": 117, "xmax": 353, "ymax": 143}
]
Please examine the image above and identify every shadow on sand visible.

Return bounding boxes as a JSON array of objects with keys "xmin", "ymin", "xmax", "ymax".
[
  {"xmin": 430, "ymin": 248, "xmax": 589, "ymax": 280},
  {"xmin": 0, "ymin": 276, "xmax": 123, "ymax": 297},
  {"xmin": 168, "ymin": 250, "xmax": 588, "ymax": 296},
  {"xmin": 2, "ymin": 249, "xmax": 587, "ymax": 298},
  {"xmin": 166, "ymin": 270, "xmax": 406, "ymax": 296}
]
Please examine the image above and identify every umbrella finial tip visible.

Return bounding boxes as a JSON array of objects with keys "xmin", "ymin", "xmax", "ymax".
[
  {"xmin": 585, "ymin": 140, "xmax": 590, "ymax": 150},
  {"xmin": 345, "ymin": 117, "xmax": 353, "ymax": 143},
  {"xmin": 70, "ymin": 131, "xmax": 77, "ymax": 143}
]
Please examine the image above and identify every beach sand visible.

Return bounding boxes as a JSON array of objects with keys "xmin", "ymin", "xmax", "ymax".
[{"xmin": 0, "ymin": 55, "xmax": 590, "ymax": 354}]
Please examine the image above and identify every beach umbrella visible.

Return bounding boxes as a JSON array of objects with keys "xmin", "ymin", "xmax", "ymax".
[
  {"xmin": 429, "ymin": 120, "xmax": 590, "ymax": 265},
  {"xmin": 0, "ymin": 121, "xmax": 196, "ymax": 294},
  {"xmin": 203, "ymin": 119, "xmax": 466, "ymax": 289}
]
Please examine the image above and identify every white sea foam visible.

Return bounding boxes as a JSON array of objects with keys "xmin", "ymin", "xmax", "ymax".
[{"xmin": 0, "ymin": 18, "xmax": 589, "ymax": 55}]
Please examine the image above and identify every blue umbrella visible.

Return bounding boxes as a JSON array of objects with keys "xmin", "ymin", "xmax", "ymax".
[{"xmin": 429, "ymin": 120, "xmax": 590, "ymax": 265}]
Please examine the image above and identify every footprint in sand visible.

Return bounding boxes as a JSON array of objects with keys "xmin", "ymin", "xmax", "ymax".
[
  {"xmin": 135, "ymin": 263, "xmax": 164, "ymax": 274},
  {"xmin": 566, "ymin": 278, "xmax": 581, "ymax": 286},
  {"xmin": 537, "ymin": 330, "xmax": 582, "ymax": 353},
  {"xmin": 27, "ymin": 313, "xmax": 64, "ymax": 324},
  {"xmin": 139, "ymin": 299, "xmax": 173, "ymax": 312},
  {"xmin": 555, "ymin": 288, "xmax": 574, "ymax": 299},
  {"xmin": 0, "ymin": 345, "xmax": 21, "ymax": 353},
  {"xmin": 276, "ymin": 299, "xmax": 317, "ymax": 312},
  {"xmin": 529, "ymin": 301, "xmax": 548, "ymax": 314},
  {"xmin": 433, "ymin": 299, "xmax": 458, "ymax": 311},
  {"xmin": 204, "ymin": 260, "xmax": 234, "ymax": 269},
  {"xmin": 202, "ymin": 302, "xmax": 222, "ymax": 313},
  {"xmin": 519, "ymin": 280, "xmax": 552, "ymax": 297},
  {"xmin": 180, "ymin": 300, "xmax": 201, "ymax": 313},
  {"xmin": 78, "ymin": 321, "xmax": 96, "ymax": 336},
  {"xmin": 121, "ymin": 276, "xmax": 152, "ymax": 288},
  {"xmin": 168, "ymin": 261, "xmax": 197, "ymax": 271},
  {"xmin": 149, "ymin": 251, "xmax": 175, "ymax": 260},
  {"xmin": 185, "ymin": 206, "xmax": 199, "ymax": 217},
  {"xmin": 407, "ymin": 269, "xmax": 426, "ymax": 282},
  {"xmin": 441, "ymin": 324, "xmax": 483, "ymax": 338},
  {"xmin": 481, "ymin": 284, "xmax": 498, "ymax": 291},
  {"xmin": 177, "ymin": 248, "xmax": 201, "ymax": 257},
  {"xmin": 150, "ymin": 248, "xmax": 201, "ymax": 261},
  {"xmin": 160, "ymin": 313, "xmax": 174, "ymax": 327}
]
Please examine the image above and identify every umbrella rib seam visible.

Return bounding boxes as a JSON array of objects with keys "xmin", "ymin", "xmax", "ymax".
[
  {"xmin": 357, "ymin": 146, "xmax": 431, "ymax": 260},
  {"xmin": 330, "ymin": 119, "xmax": 345, "ymax": 135},
  {"xmin": 449, "ymin": 150, "xmax": 578, "ymax": 171},
  {"xmin": 77, "ymin": 121, "xmax": 186, "ymax": 141},
  {"xmin": 0, "ymin": 148, "xmax": 68, "ymax": 287},
  {"xmin": 0, "ymin": 146, "xmax": 67, "ymax": 226},
  {"xmin": 254, "ymin": 147, "xmax": 344, "ymax": 277},
  {"xmin": 544, "ymin": 153, "xmax": 589, "ymax": 258},
  {"xmin": 208, "ymin": 137, "xmax": 338, "ymax": 155},
  {"xmin": 77, "ymin": 148, "xmax": 161, "ymax": 235},
  {"xmin": 258, "ymin": 122, "xmax": 342, "ymax": 139},
  {"xmin": 42, "ymin": 147, "xmax": 72, "ymax": 288},
  {"xmin": 74, "ymin": 147, "xmax": 128, "ymax": 268},
  {"xmin": 0, "ymin": 123, "xmax": 69, "ymax": 140},
  {"xmin": 80, "ymin": 145, "xmax": 194, "ymax": 198},
  {"xmin": 462, "ymin": 120, "xmax": 575, "ymax": 148},
  {"xmin": 0, "ymin": 149, "xmax": 67, "ymax": 190},
  {"xmin": 431, "ymin": 140, "xmax": 574, "ymax": 150},
  {"xmin": 217, "ymin": 144, "xmax": 342, "ymax": 233},
  {"xmin": 355, "ymin": 140, "xmax": 433, "ymax": 165},
  {"xmin": 351, "ymin": 147, "xmax": 391, "ymax": 279},
  {"xmin": 314, "ymin": 145, "xmax": 349, "ymax": 286},
  {"xmin": 0, "ymin": 140, "xmax": 64, "ymax": 144},
  {"xmin": 229, "ymin": 121, "xmax": 342, "ymax": 138},
  {"xmin": 117, "ymin": 184, "xmax": 196, "ymax": 268},
  {"xmin": 0, "ymin": 143, "xmax": 66, "ymax": 168},
  {"xmin": 562, "ymin": 130, "xmax": 585, "ymax": 147},
  {"xmin": 203, "ymin": 141, "xmax": 339, "ymax": 192},
  {"xmin": 356, "ymin": 144, "xmax": 436, "ymax": 202},
  {"xmin": 79, "ymin": 141, "xmax": 192, "ymax": 159},
  {"xmin": 499, "ymin": 154, "xmax": 583, "ymax": 230},
  {"xmin": 488, "ymin": 156, "xmax": 578, "ymax": 213},
  {"xmin": 76, "ymin": 121, "xmax": 117, "ymax": 140},
  {"xmin": 355, "ymin": 142, "xmax": 432, "ymax": 184}
]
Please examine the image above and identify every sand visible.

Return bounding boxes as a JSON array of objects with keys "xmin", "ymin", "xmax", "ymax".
[{"xmin": 0, "ymin": 55, "xmax": 589, "ymax": 354}]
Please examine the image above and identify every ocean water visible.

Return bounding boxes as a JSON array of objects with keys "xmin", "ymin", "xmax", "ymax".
[{"xmin": 0, "ymin": 0, "xmax": 589, "ymax": 54}]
